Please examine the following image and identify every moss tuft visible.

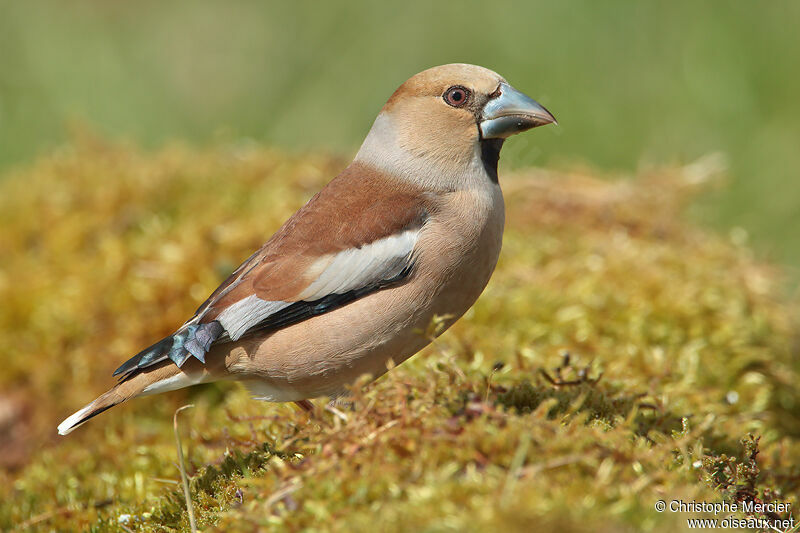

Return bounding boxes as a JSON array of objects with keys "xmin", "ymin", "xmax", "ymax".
[{"xmin": 2, "ymin": 139, "xmax": 799, "ymax": 531}]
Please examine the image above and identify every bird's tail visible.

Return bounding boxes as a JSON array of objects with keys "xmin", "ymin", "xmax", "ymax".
[
  {"xmin": 57, "ymin": 388, "xmax": 129, "ymax": 436},
  {"xmin": 57, "ymin": 361, "xmax": 200, "ymax": 435}
]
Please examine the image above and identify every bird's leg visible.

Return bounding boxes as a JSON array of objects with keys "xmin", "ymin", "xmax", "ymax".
[
  {"xmin": 293, "ymin": 399, "xmax": 348, "ymax": 422},
  {"xmin": 294, "ymin": 399, "xmax": 315, "ymax": 413}
]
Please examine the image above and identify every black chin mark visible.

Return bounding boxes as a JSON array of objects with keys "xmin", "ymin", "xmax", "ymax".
[{"xmin": 480, "ymin": 138, "xmax": 504, "ymax": 183}]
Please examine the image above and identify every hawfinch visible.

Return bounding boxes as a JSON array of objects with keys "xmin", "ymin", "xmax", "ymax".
[{"xmin": 58, "ymin": 63, "xmax": 556, "ymax": 435}]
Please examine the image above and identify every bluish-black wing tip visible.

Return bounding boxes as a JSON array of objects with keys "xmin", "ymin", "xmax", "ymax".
[
  {"xmin": 112, "ymin": 337, "xmax": 171, "ymax": 377},
  {"xmin": 112, "ymin": 321, "xmax": 224, "ymax": 380}
]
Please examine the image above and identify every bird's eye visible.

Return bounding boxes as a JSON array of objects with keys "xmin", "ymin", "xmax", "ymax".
[{"xmin": 443, "ymin": 86, "xmax": 470, "ymax": 108}]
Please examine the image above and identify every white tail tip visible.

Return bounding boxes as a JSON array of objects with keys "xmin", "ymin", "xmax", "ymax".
[{"xmin": 57, "ymin": 405, "xmax": 94, "ymax": 435}]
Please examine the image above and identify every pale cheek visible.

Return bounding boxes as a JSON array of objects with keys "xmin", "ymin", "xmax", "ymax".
[{"xmin": 396, "ymin": 104, "xmax": 478, "ymax": 164}]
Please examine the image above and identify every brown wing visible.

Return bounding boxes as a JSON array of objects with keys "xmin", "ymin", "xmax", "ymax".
[
  {"xmin": 114, "ymin": 162, "xmax": 430, "ymax": 378},
  {"xmin": 201, "ymin": 162, "xmax": 431, "ymax": 316}
]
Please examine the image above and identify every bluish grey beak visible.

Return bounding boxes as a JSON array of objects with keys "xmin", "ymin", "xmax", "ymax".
[{"xmin": 479, "ymin": 83, "xmax": 557, "ymax": 139}]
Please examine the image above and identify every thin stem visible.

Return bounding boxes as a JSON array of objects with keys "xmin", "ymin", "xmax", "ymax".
[{"xmin": 173, "ymin": 404, "xmax": 197, "ymax": 533}]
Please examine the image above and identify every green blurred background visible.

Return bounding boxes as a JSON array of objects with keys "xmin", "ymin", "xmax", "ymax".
[{"xmin": 2, "ymin": 1, "xmax": 798, "ymax": 273}]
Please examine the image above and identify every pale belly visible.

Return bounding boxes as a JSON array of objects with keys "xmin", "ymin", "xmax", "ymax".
[{"xmin": 221, "ymin": 187, "xmax": 505, "ymax": 401}]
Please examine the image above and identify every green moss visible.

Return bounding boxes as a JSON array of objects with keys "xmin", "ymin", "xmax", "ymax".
[{"xmin": 1, "ymin": 138, "xmax": 799, "ymax": 531}]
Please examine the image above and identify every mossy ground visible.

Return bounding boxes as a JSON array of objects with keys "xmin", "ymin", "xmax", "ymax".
[{"xmin": 1, "ymin": 136, "xmax": 799, "ymax": 531}]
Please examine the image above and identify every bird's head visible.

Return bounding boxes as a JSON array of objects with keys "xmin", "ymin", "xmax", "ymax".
[{"xmin": 356, "ymin": 63, "xmax": 556, "ymax": 188}]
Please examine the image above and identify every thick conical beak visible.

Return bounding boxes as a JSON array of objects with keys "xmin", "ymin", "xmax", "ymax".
[{"xmin": 479, "ymin": 83, "xmax": 557, "ymax": 139}]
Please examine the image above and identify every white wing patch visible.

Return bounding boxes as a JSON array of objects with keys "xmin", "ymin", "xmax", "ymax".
[
  {"xmin": 216, "ymin": 228, "xmax": 419, "ymax": 341},
  {"xmin": 217, "ymin": 296, "xmax": 290, "ymax": 341},
  {"xmin": 297, "ymin": 228, "xmax": 418, "ymax": 301}
]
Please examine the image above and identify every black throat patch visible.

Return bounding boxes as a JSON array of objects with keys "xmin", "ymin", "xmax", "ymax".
[{"xmin": 480, "ymin": 138, "xmax": 504, "ymax": 183}]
